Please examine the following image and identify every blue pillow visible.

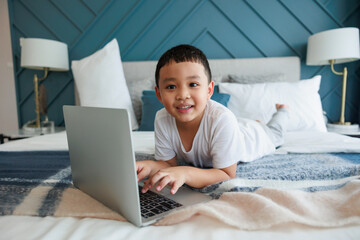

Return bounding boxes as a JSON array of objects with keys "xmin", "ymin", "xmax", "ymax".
[
  {"xmin": 138, "ymin": 88, "xmax": 230, "ymax": 131},
  {"xmin": 138, "ymin": 93, "xmax": 164, "ymax": 131},
  {"xmin": 212, "ymin": 85, "xmax": 231, "ymax": 105}
]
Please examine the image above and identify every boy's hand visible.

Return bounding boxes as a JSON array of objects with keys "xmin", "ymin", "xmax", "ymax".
[
  {"xmin": 142, "ymin": 166, "xmax": 187, "ymax": 195},
  {"xmin": 139, "ymin": 161, "xmax": 236, "ymax": 195},
  {"xmin": 136, "ymin": 161, "xmax": 153, "ymax": 182},
  {"xmin": 136, "ymin": 158, "xmax": 177, "ymax": 185}
]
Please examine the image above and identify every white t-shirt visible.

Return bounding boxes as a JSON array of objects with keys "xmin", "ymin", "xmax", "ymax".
[{"xmin": 154, "ymin": 100, "xmax": 244, "ymax": 169}]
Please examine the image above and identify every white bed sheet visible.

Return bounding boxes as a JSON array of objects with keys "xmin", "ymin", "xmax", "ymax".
[
  {"xmin": 0, "ymin": 131, "xmax": 155, "ymax": 154},
  {"xmin": 1, "ymin": 215, "xmax": 360, "ymax": 240},
  {"xmin": 278, "ymin": 131, "xmax": 360, "ymax": 154},
  {"xmin": 1, "ymin": 130, "xmax": 360, "ymax": 154}
]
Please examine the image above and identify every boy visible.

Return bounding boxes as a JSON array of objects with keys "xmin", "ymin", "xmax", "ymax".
[{"xmin": 136, "ymin": 45, "xmax": 288, "ymax": 195}]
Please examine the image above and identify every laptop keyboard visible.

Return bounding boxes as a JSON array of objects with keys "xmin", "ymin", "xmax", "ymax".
[{"xmin": 138, "ymin": 186, "xmax": 182, "ymax": 218}]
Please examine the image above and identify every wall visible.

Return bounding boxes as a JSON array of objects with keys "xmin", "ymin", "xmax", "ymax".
[
  {"xmin": 6, "ymin": 0, "xmax": 360, "ymax": 127},
  {"xmin": 0, "ymin": 0, "xmax": 18, "ymax": 132}
]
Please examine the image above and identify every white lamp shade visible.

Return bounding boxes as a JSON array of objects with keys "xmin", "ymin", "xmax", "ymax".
[
  {"xmin": 306, "ymin": 27, "xmax": 360, "ymax": 66},
  {"xmin": 20, "ymin": 38, "xmax": 69, "ymax": 71}
]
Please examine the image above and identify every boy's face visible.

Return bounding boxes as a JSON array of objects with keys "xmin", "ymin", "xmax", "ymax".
[{"xmin": 155, "ymin": 61, "xmax": 214, "ymax": 127}]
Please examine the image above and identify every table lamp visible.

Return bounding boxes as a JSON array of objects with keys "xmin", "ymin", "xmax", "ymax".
[
  {"xmin": 20, "ymin": 37, "xmax": 69, "ymax": 133},
  {"xmin": 306, "ymin": 27, "xmax": 360, "ymax": 132}
]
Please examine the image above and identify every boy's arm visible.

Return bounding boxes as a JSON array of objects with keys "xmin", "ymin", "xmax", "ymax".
[
  {"xmin": 184, "ymin": 163, "xmax": 237, "ymax": 188},
  {"xmin": 143, "ymin": 162, "xmax": 237, "ymax": 194}
]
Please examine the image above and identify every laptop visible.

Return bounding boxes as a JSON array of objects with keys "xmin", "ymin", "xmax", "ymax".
[{"xmin": 63, "ymin": 106, "xmax": 211, "ymax": 227}]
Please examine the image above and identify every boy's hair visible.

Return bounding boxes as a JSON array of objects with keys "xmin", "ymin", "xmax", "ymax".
[{"xmin": 155, "ymin": 44, "xmax": 212, "ymax": 87}]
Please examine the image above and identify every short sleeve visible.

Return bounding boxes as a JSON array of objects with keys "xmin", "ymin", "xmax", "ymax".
[{"xmin": 154, "ymin": 110, "xmax": 176, "ymax": 161}]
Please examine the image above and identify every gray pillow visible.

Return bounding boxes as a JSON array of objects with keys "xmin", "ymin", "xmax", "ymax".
[{"xmin": 227, "ymin": 73, "xmax": 285, "ymax": 84}]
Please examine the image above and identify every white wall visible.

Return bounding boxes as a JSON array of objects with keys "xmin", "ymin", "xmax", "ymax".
[{"xmin": 0, "ymin": 0, "xmax": 18, "ymax": 132}]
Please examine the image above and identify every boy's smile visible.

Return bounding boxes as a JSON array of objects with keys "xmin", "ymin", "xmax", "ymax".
[
  {"xmin": 176, "ymin": 104, "xmax": 193, "ymax": 113},
  {"xmin": 155, "ymin": 61, "xmax": 214, "ymax": 128}
]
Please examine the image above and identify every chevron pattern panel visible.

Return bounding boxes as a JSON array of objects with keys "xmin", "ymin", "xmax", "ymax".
[{"xmin": 8, "ymin": 0, "xmax": 360, "ymax": 127}]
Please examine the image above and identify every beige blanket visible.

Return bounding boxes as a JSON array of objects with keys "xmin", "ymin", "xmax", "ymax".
[{"xmin": 12, "ymin": 179, "xmax": 360, "ymax": 230}]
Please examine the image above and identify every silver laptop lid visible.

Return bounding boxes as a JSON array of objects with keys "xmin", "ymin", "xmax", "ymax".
[{"xmin": 63, "ymin": 106, "xmax": 142, "ymax": 226}]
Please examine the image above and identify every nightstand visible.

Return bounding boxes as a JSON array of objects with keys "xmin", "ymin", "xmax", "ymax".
[
  {"xmin": 327, "ymin": 123, "xmax": 360, "ymax": 138},
  {"xmin": 0, "ymin": 127, "xmax": 65, "ymax": 144}
]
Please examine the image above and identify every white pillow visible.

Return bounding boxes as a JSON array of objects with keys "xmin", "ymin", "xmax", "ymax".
[
  {"xmin": 219, "ymin": 76, "xmax": 327, "ymax": 132},
  {"xmin": 72, "ymin": 39, "xmax": 138, "ymax": 130}
]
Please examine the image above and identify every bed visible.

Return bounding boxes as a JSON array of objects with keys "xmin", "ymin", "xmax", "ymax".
[{"xmin": 1, "ymin": 39, "xmax": 360, "ymax": 239}]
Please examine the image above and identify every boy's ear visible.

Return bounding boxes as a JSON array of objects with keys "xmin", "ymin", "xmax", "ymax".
[
  {"xmin": 207, "ymin": 81, "xmax": 214, "ymax": 100},
  {"xmin": 155, "ymin": 86, "xmax": 163, "ymax": 104}
]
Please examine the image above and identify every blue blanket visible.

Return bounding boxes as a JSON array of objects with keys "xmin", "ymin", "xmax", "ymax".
[{"xmin": 0, "ymin": 151, "xmax": 359, "ymax": 216}]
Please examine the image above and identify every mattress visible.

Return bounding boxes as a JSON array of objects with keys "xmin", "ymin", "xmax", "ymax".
[{"xmin": 1, "ymin": 131, "xmax": 360, "ymax": 240}]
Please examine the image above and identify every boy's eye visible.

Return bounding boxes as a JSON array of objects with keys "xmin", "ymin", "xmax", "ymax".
[
  {"xmin": 166, "ymin": 85, "xmax": 176, "ymax": 89},
  {"xmin": 189, "ymin": 83, "xmax": 198, "ymax": 87}
]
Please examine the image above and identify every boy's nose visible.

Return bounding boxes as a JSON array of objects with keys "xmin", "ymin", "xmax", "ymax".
[{"xmin": 176, "ymin": 88, "xmax": 190, "ymax": 100}]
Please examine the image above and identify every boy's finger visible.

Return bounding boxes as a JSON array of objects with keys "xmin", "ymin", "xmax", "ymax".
[
  {"xmin": 155, "ymin": 176, "xmax": 171, "ymax": 192},
  {"xmin": 171, "ymin": 181, "xmax": 182, "ymax": 195},
  {"xmin": 136, "ymin": 162, "xmax": 144, "ymax": 171},
  {"xmin": 149, "ymin": 171, "xmax": 166, "ymax": 187},
  {"xmin": 137, "ymin": 169, "xmax": 149, "ymax": 182},
  {"xmin": 141, "ymin": 186, "xmax": 148, "ymax": 193},
  {"xmin": 141, "ymin": 180, "xmax": 152, "ymax": 193}
]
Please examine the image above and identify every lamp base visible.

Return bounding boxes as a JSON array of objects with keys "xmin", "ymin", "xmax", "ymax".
[
  {"xmin": 327, "ymin": 123, "xmax": 359, "ymax": 134},
  {"xmin": 23, "ymin": 120, "xmax": 55, "ymax": 134}
]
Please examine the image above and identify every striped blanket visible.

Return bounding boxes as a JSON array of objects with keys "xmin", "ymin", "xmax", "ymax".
[{"xmin": 1, "ymin": 151, "xmax": 360, "ymax": 229}]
